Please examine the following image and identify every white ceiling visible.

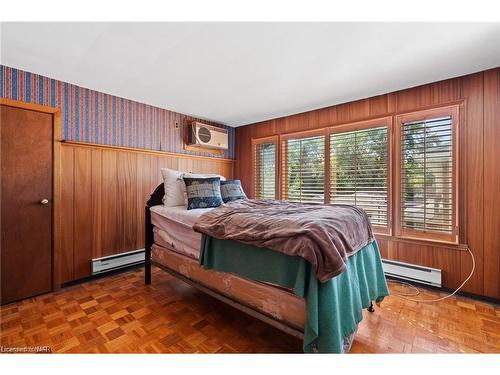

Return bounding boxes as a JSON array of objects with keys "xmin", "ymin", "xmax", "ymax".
[{"xmin": 1, "ymin": 22, "xmax": 500, "ymax": 126}]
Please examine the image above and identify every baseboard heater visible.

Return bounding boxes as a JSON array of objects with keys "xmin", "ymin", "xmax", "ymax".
[
  {"xmin": 92, "ymin": 249, "xmax": 145, "ymax": 275},
  {"xmin": 382, "ymin": 258, "xmax": 442, "ymax": 287}
]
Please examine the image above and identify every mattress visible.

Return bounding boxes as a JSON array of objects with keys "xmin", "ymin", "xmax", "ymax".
[
  {"xmin": 150, "ymin": 205, "xmax": 213, "ymax": 259},
  {"xmin": 149, "ymin": 204, "xmax": 305, "ymax": 328}
]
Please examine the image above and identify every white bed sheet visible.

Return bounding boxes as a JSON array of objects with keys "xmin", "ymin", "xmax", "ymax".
[{"xmin": 150, "ymin": 205, "xmax": 213, "ymax": 260}]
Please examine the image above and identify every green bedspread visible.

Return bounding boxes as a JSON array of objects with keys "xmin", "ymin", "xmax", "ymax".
[{"xmin": 199, "ymin": 235, "xmax": 389, "ymax": 353}]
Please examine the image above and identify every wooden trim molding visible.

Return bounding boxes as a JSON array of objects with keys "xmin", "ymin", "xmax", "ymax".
[
  {"xmin": 375, "ymin": 233, "xmax": 469, "ymax": 251},
  {"xmin": 279, "ymin": 127, "xmax": 327, "ymax": 141},
  {"xmin": 61, "ymin": 140, "xmax": 235, "ymax": 164},
  {"xmin": 1, "ymin": 98, "xmax": 63, "ymax": 291},
  {"xmin": 323, "ymin": 127, "xmax": 331, "ymax": 205},
  {"xmin": 0, "ymin": 98, "xmax": 60, "ymax": 114},
  {"xmin": 183, "ymin": 144, "xmax": 226, "ymax": 156},
  {"xmin": 327, "ymin": 116, "xmax": 393, "ymax": 134}
]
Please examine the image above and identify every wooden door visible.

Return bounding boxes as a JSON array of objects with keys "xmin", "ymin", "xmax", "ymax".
[{"xmin": 1, "ymin": 104, "xmax": 53, "ymax": 305}]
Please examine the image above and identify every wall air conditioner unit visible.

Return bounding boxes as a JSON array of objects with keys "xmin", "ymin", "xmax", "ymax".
[
  {"xmin": 382, "ymin": 259, "xmax": 442, "ymax": 287},
  {"xmin": 188, "ymin": 122, "xmax": 228, "ymax": 150}
]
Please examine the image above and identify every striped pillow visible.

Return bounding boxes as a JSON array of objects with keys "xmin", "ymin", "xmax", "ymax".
[
  {"xmin": 183, "ymin": 177, "xmax": 223, "ymax": 210},
  {"xmin": 220, "ymin": 180, "xmax": 247, "ymax": 203}
]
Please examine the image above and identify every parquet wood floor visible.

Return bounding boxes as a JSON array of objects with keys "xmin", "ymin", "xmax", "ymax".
[{"xmin": 1, "ymin": 267, "xmax": 499, "ymax": 353}]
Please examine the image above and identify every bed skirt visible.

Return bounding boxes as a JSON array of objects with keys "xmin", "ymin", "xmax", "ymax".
[{"xmin": 199, "ymin": 236, "xmax": 389, "ymax": 353}]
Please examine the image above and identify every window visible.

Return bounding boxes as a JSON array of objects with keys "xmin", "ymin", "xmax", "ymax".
[
  {"xmin": 396, "ymin": 106, "xmax": 458, "ymax": 243},
  {"xmin": 253, "ymin": 137, "xmax": 278, "ymax": 199},
  {"xmin": 251, "ymin": 104, "xmax": 459, "ymax": 244},
  {"xmin": 330, "ymin": 119, "xmax": 391, "ymax": 233},
  {"xmin": 282, "ymin": 133, "xmax": 325, "ymax": 203}
]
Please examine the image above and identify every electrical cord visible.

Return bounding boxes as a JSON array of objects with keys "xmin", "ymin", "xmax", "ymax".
[{"xmin": 387, "ymin": 246, "xmax": 475, "ymax": 303}]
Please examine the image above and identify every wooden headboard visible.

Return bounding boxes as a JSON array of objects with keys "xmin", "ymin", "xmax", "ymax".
[{"xmin": 146, "ymin": 183, "xmax": 165, "ymax": 209}]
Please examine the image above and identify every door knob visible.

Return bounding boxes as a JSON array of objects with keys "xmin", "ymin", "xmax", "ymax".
[{"xmin": 40, "ymin": 199, "xmax": 49, "ymax": 205}]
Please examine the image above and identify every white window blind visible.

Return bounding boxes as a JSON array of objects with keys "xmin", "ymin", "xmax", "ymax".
[
  {"xmin": 282, "ymin": 135, "xmax": 325, "ymax": 203},
  {"xmin": 254, "ymin": 142, "xmax": 277, "ymax": 199},
  {"xmin": 401, "ymin": 116, "xmax": 454, "ymax": 233},
  {"xmin": 330, "ymin": 127, "xmax": 388, "ymax": 226}
]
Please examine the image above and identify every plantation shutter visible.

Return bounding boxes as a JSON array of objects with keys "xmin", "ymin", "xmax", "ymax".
[
  {"xmin": 400, "ymin": 116, "xmax": 454, "ymax": 234},
  {"xmin": 254, "ymin": 142, "xmax": 277, "ymax": 199},
  {"xmin": 330, "ymin": 127, "xmax": 389, "ymax": 227},
  {"xmin": 282, "ymin": 135, "xmax": 325, "ymax": 203}
]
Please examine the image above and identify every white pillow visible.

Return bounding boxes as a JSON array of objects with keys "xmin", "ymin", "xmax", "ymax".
[
  {"xmin": 182, "ymin": 172, "xmax": 226, "ymax": 180},
  {"xmin": 160, "ymin": 168, "xmax": 226, "ymax": 207},
  {"xmin": 160, "ymin": 168, "xmax": 186, "ymax": 207}
]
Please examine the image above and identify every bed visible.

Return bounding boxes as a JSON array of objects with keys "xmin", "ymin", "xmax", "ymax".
[{"xmin": 144, "ymin": 183, "xmax": 389, "ymax": 353}]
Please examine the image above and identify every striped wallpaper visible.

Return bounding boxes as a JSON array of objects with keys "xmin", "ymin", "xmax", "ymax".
[{"xmin": 0, "ymin": 65, "xmax": 234, "ymax": 159}]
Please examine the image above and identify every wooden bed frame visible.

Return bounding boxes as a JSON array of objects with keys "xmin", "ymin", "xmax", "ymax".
[{"xmin": 144, "ymin": 183, "xmax": 375, "ymax": 342}]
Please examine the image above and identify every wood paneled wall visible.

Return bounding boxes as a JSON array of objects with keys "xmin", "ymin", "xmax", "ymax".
[
  {"xmin": 483, "ymin": 69, "xmax": 500, "ymax": 299},
  {"xmin": 60, "ymin": 142, "xmax": 234, "ymax": 283},
  {"xmin": 235, "ymin": 68, "xmax": 500, "ymax": 299}
]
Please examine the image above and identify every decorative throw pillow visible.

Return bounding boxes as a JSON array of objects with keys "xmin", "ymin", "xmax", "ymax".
[
  {"xmin": 160, "ymin": 168, "xmax": 186, "ymax": 207},
  {"xmin": 180, "ymin": 172, "xmax": 225, "ymax": 206},
  {"xmin": 183, "ymin": 177, "xmax": 223, "ymax": 210},
  {"xmin": 220, "ymin": 180, "xmax": 247, "ymax": 203}
]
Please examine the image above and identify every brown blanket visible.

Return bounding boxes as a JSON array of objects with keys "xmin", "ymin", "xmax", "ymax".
[{"xmin": 193, "ymin": 199, "xmax": 375, "ymax": 282}]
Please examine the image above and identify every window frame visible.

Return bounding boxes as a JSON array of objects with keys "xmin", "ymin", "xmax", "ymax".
[
  {"xmin": 251, "ymin": 135, "xmax": 279, "ymax": 200},
  {"xmin": 328, "ymin": 117, "xmax": 393, "ymax": 236},
  {"xmin": 279, "ymin": 128, "xmax": 328, "ymax": 204},
  {"xmin": 394, "ymin": 105, "xmax": 460, "ymax": 244},
  {"xmin": 250, "ymin": 105, "xmax": 461, "ymax": 246}
]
